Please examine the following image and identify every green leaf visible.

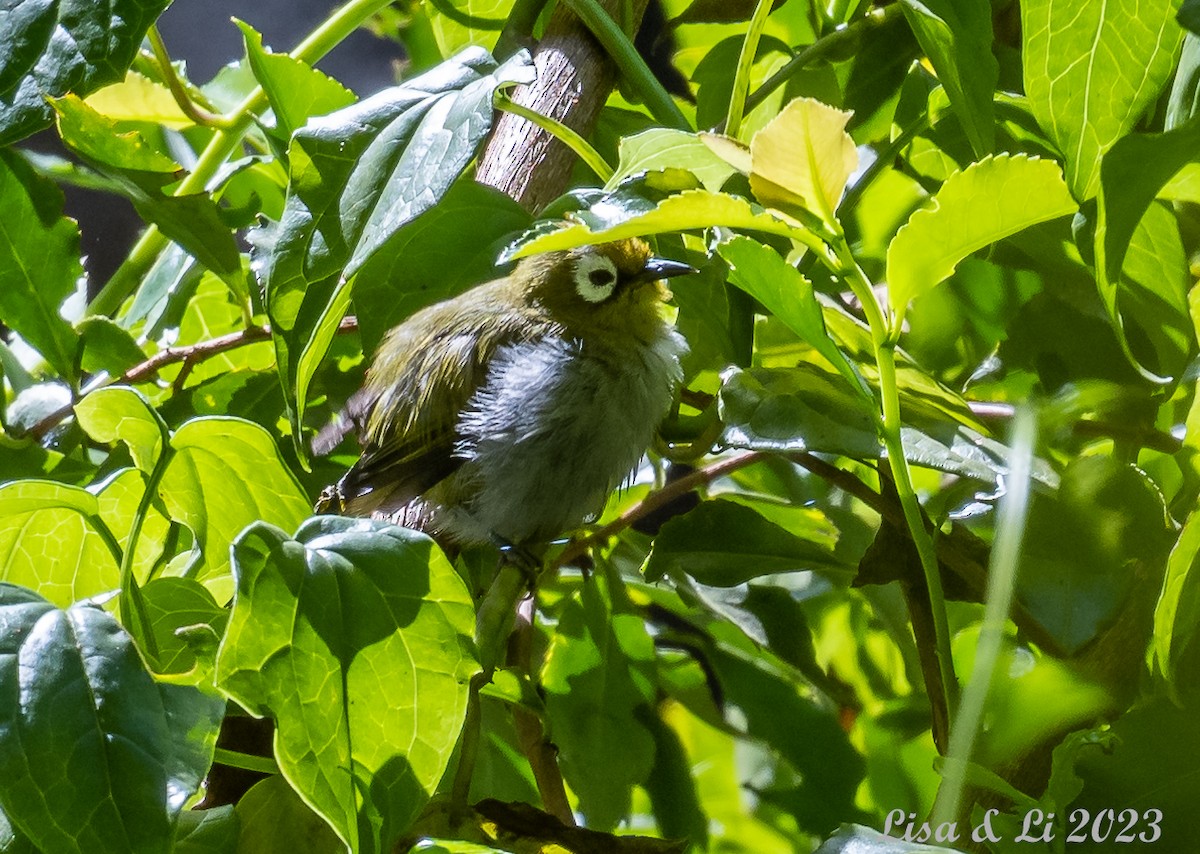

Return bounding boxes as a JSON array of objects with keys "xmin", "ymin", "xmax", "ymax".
[
  {"xmin": 236, "ymin": 21, "xmax": 357, "ymax": 139},
  {"xmin": 718, "ymin": 235, "xmax": 866, "ymax": 397},
  {"xmin": 747, "ymin": 97, "xmax": 858, "ymax": 224},
  {"xmin": 719, "ymin": 364, "xmax": 1058, "ymax": 489},
  {"xmin": 886, "ymin": 154, "xmax": 1077, "ymax": 320},
  {"xmin": 705, "ymin": 641, "xmax": 865, "ymax": 835},
  {"xmin": 645, "ymin": 499, "xmax": 846, "ymax": 586},
  {"xmin": 1154, "ymin": 509, "xmax": 1200, "ymax": 688},
  {"xmin": 254, "ymin": 48, "xmax": 533, "ymax": 460},
  {"xmin": 0, "ymin": 149, "xmax": 81, "ymax": 380},
  {"xmin": 74, "ymin": 386, "xmax": 167, "ymax": 472},
  {"xmin": 51, "ymin": 96, "xmax": 242, "ymax": 282},
  {"xmin": 1021, "ymin": 0, "xmax": 1184, "ymax": 200},
  {"xmin": 1018, "ymin": 456, "xmax": 1174, "ymax": 655},
  {"xmin": 172, "ymin": 805, "xmax": 239, "ymax": 854},
  {"xmin": 216, "ymin": 518, "xmax": 478, "ymax": 853},
  {"xmin": 424, "ymin": 0, "xmax": 515, "ymax": 56},
  {"xmin": 542, "ymin": 565, "xmax": 657, "ymax": 830},
  {"xmin": 607, "ymin": 128, "xmax": 737, "ymax": 191},
  {"xmin": 142, "ymin": 577, "xmax": 228, "ymax": 680},
  {"xmin": 234, "ymin": 777, "xmax": 343, "ymax": 854},
  {"xmin": 0, "ymin": 480, "xmax": 118, "ymax": 606},
  {"xmin": 506, "ymin": 186, "xmax": 813, "ymax": 259},
  {"xmin": 77, "ymin": 317, "xmax": 149, "ymax": 376},
  {"xmin": 1074, "ymin": 698, "xmax": 1200, "ymax": 848},
  {"xmin": 352, "ymin": 178, "xmax": 530, "ymax": 354},
  {"xmin": 0, "ymin": 0, "xmax": 173, "ymax": 144},
  {"xmin": 51, "ymin": 94, "xmax": 181, "ymax": 174},
  {"xmin": 1095, "ymin": 116, "xmax": 1200, "ymax": 382},
  {"xmin": 900, "ymin": 0, "xmax": 996, "ymax": 157},
  {"xmin": 159, "ymin": 417, "xmax": 311, "ymax": 599},
  {"xmin": 0, "ymin": 584, "xmax": 224, "ymax": 854}
]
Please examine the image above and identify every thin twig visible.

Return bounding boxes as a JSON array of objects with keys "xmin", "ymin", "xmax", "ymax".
[
  {"xmin": 28, "ymin": 317, "xmax": 359, "ymax": 440},
  {"xmin": 509, "ymin": 596, "xmax": 574, "ymax": 824},
  {"xmin": 551, "ymin": 451, "xmax": 768, "ymax": 568}
]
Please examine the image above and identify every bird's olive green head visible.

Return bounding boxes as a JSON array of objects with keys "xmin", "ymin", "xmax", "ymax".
[{"xmin": 512, "ymin": 238, "xmax": 695, "ymax": 342}]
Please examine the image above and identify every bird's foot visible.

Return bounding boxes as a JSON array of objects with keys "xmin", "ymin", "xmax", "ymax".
[{"xmin": 490, "ymin": 533, "xmax": 544, "ymax": 583}]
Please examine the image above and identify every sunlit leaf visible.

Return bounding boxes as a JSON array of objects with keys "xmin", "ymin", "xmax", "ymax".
[
  {"xmin": 216, "ymin": 518, "xmax": 477, "ymax": 853},
  {"xmin": 1022, "ymin": 0, "xmax": 1183, "ymax": 199},
  {"xmin": 236, "ymin": 21, "xmax": 356, "ymax": 139},
  {"xmin": 887, "ymin": 154, "xmax": 1077, "ymax": 320},
  {"xmin": 608, "ymin": 129, "xmax": 738, "ymax": 191},
  {"xmin": 748, "ymin": 97, "xmax": 857, "ymax": 223}
]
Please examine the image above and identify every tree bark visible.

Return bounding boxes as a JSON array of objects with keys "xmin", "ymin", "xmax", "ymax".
[{"xmin": 477, "ymin": 0, "xmax": 651, "ymax": 212}]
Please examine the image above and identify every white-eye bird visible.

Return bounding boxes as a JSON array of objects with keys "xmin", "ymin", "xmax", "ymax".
[{"xmin": 315, "ymin": 237, "xmax": 694, "ymax": 548}]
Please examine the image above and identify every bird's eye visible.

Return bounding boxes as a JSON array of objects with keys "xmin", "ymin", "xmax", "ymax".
[{"xmin": 573, "ymin": 255, "xmax": 619, "ymax": 303}]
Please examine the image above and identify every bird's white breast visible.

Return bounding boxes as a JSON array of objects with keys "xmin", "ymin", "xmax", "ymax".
[{"xmin": 445, "ymin": 327, "xmax": 687, "ymax": 545}]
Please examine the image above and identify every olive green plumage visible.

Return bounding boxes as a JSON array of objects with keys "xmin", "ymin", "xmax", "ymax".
[{"xmin": 317, "ymin": 237, "xmax": 693, "ymax": 546}]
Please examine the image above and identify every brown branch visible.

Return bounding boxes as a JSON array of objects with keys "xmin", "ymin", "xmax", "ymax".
[
  {"xmin": 28, "ymin": 317, "xmax": 360, "ymax": 440},
  {"xmin": 551, "ymin": 452, "xmax": 768, "ymax": 569}
]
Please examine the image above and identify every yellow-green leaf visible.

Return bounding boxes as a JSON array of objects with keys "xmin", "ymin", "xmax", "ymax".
[
  {"xmin": 508, "ymin": 189, "xmax": 812, "ymax": 258},
  {"xmin": 83, "ymin": 72, "xmax": 193, "ymax": 130},
  {"xmin": 748, "ymin": 97, "xmax": 857, "ymax": 223},
  {"xmin": 886, "ymin": 154, "xmax": 1077, "ymax": 320}
]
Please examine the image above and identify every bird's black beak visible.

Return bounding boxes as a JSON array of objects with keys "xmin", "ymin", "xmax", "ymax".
[{"xmin": 638, "ymin": 257, "xmax": 697, "ymax": 283}]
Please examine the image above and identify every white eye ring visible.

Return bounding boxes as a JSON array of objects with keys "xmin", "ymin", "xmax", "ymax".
[{"xmin": 573, "ymin": 254, "xmax": 619, "ymax": 303}]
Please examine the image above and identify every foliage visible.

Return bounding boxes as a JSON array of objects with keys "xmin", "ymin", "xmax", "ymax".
[{"xmin": 2, "ymin": 0, "xmax": 1200, "ymax": 851}]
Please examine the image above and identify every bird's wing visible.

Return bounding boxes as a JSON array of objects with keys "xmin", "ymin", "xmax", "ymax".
[{"xmin": 334, "ymin": 298, "xmax": 546, "ymax": 517}]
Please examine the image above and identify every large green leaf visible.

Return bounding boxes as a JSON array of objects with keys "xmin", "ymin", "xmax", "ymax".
[
  {"xmin": 645, "ymin": 499, "xmax": 846, "ymax": 586},
  {"xmin": 900, "ymin": 0, "xmax": 996, "ymax": 157},
  {"xmin": 719, "ymin": 364, "xmax": 1058, "ymax": 489},
  {"xmin": 1074, "ymin": 699, "xmax": 1200, "ymax": 848},
  {"xmin": 352, "ymin": 178, "xmax": 530, "ymax": 354},
  {"xmin": 0, "ymin": 149, "xmax": 81, "ymax": 381},
  {"xmin": 236, "ymin": 21, "xmax": 356, "ymax": 140},
  {"xmin": 76, "ymin": 388, "xmax": 310, "ymax": 599},
  {"xmin": 1017, "ymin": 456, "xmax": 1174, "ymax": 655},
  {"xmin": 0, "ymin": 0, "xmax": 173, "ymax": 143},
  {"xmin": 216, "ymin": 517, "xmax": 478, "ymax": 853},
  {"xmin": 0, "ymin": 481, "xmax": 110, "ymax": 605},
  {"xmin": 886, "ymin": 154, "xmax": 1077, "ymax": 321},
  {"xmin": 159, "ymin": 418, "xmax": 311, "ymax": 598},
  {"xmin": 254, "ymin": 48, "xmax": 533, "ymax": 459},
  {"xmin": 541, "ymin": 564, "xmax": 657, "ymax": 830},
  {"xmin": 1021, "ymin": 0, "xmax": 1183, "ymax": 199},
  {"xmin": 0, "ymin": 583, "xmax": 224, "ymax": 854}
]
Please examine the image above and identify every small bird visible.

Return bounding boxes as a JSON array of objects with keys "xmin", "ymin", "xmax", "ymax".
[{"xmin": 315, "ymin": 237, "xmax": 694, "ymax": 550}]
